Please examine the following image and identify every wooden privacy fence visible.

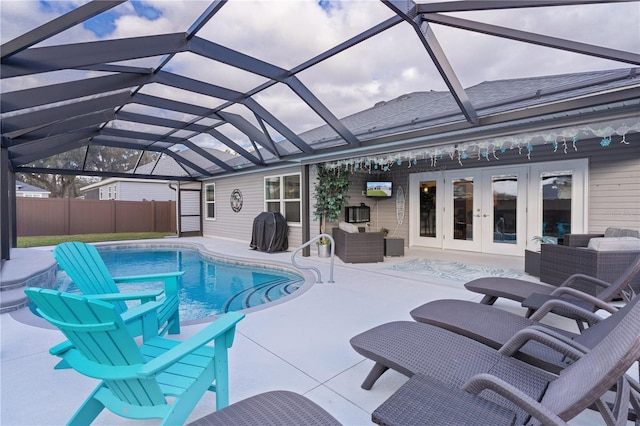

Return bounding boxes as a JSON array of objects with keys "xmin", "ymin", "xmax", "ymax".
[{"xmin": 16, "ymin": 198, "xmax": 177, "ymax": 236}]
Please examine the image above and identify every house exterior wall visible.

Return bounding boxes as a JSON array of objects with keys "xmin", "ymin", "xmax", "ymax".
[
  {"xmin": 84, "ymin": 180, "xmax": 175, "ymax": 201},
  {"xmin": 16, "ymin": 191, "xmax": 49, "ymax": 198},
  {"xmin": 360, "ymin": 133, "xmax": 640, "ymax": 245},
  {"xmin": 117, "ymin": 181, "xmax": 175, "ymax": 201},
  {"xmin": 588, "ymin": 137, "xmax": 640, "ymax": 231},
  {"xmin": 202, "ymin": 166, "xmax": 304, "ymax": 248},
  {"xmin": 200, "ymin": 134, "xmax": 639, "ymax": 252}
]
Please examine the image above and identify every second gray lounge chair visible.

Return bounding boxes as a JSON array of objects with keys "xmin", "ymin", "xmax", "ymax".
[
  {"xmin": 351, "ymin": 294, "xmax": 640, "ymax": 425},
  {"xmin": 410, "ymin": 293, "xmax": 624, "ymax": 374}
]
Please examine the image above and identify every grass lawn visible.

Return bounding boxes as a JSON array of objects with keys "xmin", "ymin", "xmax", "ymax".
[{"xmin": 17, "ymin": 232, "xmax": 176, "ymax": 248}]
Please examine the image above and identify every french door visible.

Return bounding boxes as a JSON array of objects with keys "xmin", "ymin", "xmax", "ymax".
[
  {"xmin": 442, "ymin": 167, "xmax": 526, "ymax": 254},
  {"xmin": 409, "ymin": 161, "xmax": 586, "ymax": 255}
]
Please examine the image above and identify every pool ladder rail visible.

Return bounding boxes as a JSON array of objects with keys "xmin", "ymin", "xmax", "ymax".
[{"xmin": 291, "ymin": 234, "xmax": 335, "ymax": 283}]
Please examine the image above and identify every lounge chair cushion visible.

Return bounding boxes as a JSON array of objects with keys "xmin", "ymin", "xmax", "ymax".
[{"xmin": 587, "ymin": 236, "xmax": 640, "ymax": 251}]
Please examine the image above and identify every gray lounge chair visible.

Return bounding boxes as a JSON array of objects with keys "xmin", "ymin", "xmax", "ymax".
[
  {"xmin": 188, "ymin": 391, "xmax": 342, "ymax": 426},
  {"xmin": 465, "ymin": 254, "xmax": 640, "ymax": 314},
  {"xmin": 410, "ymin": 294, "xmax": 623, "ymax": 374},
  {"xmin": 351, "ymin": 294, "xmax": 640, "ymax": 425}
]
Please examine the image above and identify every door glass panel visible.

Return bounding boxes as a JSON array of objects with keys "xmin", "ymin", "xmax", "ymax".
[
  {"xmin": 541, "ymin": 172, "xmax": 572, "ymax": 244},
  {"xmin": 419, "ymin": 181, "xmax": 437, "ymax": 237},
  {"xmin": 492, "ymin": 175, "xmax": 518, "ymax": 244},
  {"xmin": 453, "ymin": 178, "xmax": 473, "ymax": 240}
]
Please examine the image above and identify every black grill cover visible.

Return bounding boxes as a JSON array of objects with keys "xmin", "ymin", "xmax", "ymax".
[{"xmin": 249, "ymin": 212, "xmax": 289, "ymax": 252}]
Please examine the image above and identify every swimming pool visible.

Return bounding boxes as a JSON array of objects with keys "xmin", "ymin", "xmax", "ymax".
[{"xmin": 54, "ymin": 243, "xmax": 307, "ymax": 322}]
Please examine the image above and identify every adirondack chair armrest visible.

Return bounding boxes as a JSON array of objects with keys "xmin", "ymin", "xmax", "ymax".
[
  {"xmin": 50, "ymin": 340, "xmax": 74, "ymax": 357},
  {"xmin": 114, "ymin": 271, "xmax": 185, "ymax": 283},
  {"xmin": 114, "ymin": 271, "xmax": 184, "ymax": 295},
  {"xmin": 49, "ymin": 300, "xmax": 164, "ymax": 365},
  {"xmin": 499, "ymin": 326, "xmax": 587, "ymax": 361},
  {"xmin": 138, "ymin": 312, "xmax": 245, "ymax": 377},
  {"xmin": 85, "ymin": 290, "xmax": 165, "ymax": 304},
  {"xmin": 463, "ymin": 373, "xmax": 566, "ymax": 426},
  {"xmin": 121, "ymin": 300, "xmax": 163, "ymax": 340},
  {"xmin": 529, "ymin": 298, "xmax": 609, "ymax": 324}
]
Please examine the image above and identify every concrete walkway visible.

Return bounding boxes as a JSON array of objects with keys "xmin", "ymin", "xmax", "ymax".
[{"xmin": 0, "ymin": 236, "xmax": 613, "ymax": 425}]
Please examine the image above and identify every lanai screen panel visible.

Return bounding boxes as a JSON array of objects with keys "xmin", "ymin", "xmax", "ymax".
[{"xmin": 1, "ymin": 1, "xmax": 639, "ymax": 180}]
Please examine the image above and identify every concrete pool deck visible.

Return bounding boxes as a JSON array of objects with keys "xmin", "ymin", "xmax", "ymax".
[{"xmin": 0, "ymin": 236, "xmax": 620, "ymax": 425}]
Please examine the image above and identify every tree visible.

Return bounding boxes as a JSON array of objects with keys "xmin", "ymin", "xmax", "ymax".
[
  {"xmin": 16, "ymin": 145, "xmax": 142, "ymax": 198},
  {"xmin": 313, "ymin": 164, "xmax": 352, "ymax": 243}
]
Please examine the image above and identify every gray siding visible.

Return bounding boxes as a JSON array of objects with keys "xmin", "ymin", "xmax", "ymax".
[
  {"xmin": 202, "ymin": 166, "xmax": 304, "ymax": 248},
  {"xmin": 202, "ymin": 133, "xmax": 639, "ymax": 250},
  {"xmin": 339, "ymin": 171, "xmax": 410, "ymax": 245},
  {"xmin": 342, "ymin": 133, "xmax": 640, "ymax": 243},
  {"xmin": 118, "ymin": 181, "xmax": 175, "ymax": 201},
  {"xmin": 588, "ymin": 136, "xmax": 640, "ymax": 232}
]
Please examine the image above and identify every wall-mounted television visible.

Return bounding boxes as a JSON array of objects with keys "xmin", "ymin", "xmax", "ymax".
[{"xmin": 366, "ymin": 181, "xmax": 393, "ymax": 198}]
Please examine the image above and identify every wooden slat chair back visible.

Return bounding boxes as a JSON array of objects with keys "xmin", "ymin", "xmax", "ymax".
[
  {"xmin": 54, "ymin": 241, "xmax": 128, "ymax": 313},
  {"xmin": 26, "ymin": 287, "xmax": 244, "ymax": 425},
  {"xmin": 53, "ymin": 242, "xmax": 182, "ymax": 335}
]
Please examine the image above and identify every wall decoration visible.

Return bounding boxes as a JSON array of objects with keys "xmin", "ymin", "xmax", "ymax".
[
  {"xmin": 396, "ymin": 186, "xmax": 405, "ymax": 225},
  {"xmin": 323, "ymin": 118, "xmax": 639, "ymax": 172},
  {"xmin": 230, "ymin": 189, "xmax": 243, "ymax": 212}
]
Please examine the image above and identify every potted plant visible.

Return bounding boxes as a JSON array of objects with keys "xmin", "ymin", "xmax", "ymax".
[
  {"xmin": 380, "ymin": 227, "xmax": 389, "ymax": 238},
  {"xmin": 313, "ymin": 163, "xmax": 351, "ymax": 257}
]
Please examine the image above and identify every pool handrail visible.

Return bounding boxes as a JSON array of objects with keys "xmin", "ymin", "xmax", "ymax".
[{"xmin": 291, "ymin": 234, "xmax": 335, "ymax": 283}]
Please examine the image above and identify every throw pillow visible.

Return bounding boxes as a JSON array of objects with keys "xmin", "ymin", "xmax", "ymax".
[{"xmin": 338, "ymin": 221, "xmax": 361, "ymax": 233}]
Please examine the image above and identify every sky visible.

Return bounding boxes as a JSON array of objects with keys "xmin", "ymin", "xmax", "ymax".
[{"xmin": 1, "ymin": 0, "xmax": 639, "ymax": 150}]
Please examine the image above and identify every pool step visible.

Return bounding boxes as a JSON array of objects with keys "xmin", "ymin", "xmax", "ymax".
[
  {"xmin": 224, "ymin": 277, "xmax": 302, "ymax": 311},
  {"xmin": 0, "ymin": 248, "xmax": 58, "ymax": 314}
]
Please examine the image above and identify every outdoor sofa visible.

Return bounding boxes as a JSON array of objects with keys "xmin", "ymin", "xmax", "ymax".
[
  {"xmin": 332, "ymin": 224, "xmax": 384, "ymax": 263},
  {"xmin": 540, "ymin": 227, "xmax": 640, "ymax": 295}
]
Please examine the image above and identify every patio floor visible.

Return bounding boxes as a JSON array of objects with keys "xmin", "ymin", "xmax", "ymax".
[{"xmin": 0, "ymin": 236, "xmax": 616, "ymax": 425}]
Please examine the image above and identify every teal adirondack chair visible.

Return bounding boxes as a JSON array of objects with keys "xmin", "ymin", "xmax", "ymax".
[
  {"xmin": 53, "ymin": 241, "xmax": 183, "ymax": 336},
  {"xmin": 25, "ymin": 287, "xmax": 244, "ymax": 425}
]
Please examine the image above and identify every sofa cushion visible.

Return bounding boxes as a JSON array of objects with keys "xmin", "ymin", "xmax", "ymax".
[
  {"xmin": 588, "ymin": 236, "xmax": 640, "ymax": 251},
  {"xmin": 338, "ymin": 221, "xmax": 361, "ymax": 233},
  {"xmin": 604, "ymin": 227, "xmax": 640, "ymax": 238}
]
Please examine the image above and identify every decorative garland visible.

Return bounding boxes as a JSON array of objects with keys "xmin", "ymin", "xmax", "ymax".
[{"xmin": 324, "ymin": 118, "xmax": 640, "ymax": 172}]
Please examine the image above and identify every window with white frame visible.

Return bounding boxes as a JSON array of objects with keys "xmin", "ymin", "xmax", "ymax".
[
  {"xmin": 99, "ymin": 187, "xmax": 105, "ymax": 200},
  {"xmin": 265, "ymin": 173, "xmax": 301, "ymax": 224},
  {"xmin": 205, "ymin": 183, "xmax": 215, "ymax": 219}
]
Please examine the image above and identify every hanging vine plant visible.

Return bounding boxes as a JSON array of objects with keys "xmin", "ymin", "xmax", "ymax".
[{"xmin": 313, "ymin": 163, "xmax": 352, "ymax": 244}]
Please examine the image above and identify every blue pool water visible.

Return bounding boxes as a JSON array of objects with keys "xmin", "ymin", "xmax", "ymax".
[{"xmin": 54, "ymin": 246, "xmax": 305, "ymax": 321}]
